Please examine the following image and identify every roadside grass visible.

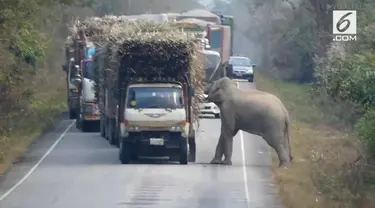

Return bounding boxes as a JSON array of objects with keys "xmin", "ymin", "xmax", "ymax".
[
  {"xmin": 255, "ymin": 71, "xmax": 375, "ymax": 208},
  {"xmin": 0, "ymin": 72, "xmax": 67, "ymax": 175}
]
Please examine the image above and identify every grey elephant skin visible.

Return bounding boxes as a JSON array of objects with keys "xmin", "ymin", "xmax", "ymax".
[{"xmin": 204, "ymin": 77, "xmax": 293, "ymax": 167}]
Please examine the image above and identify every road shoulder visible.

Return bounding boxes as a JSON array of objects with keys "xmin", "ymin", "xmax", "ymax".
[{"xmin": 0, "ymin": 117, "xmax": 74, "ymax": 198}]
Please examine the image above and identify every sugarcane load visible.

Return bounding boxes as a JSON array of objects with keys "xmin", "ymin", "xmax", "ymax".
[{"xmin": 92, "ymin": 18, "xmax": 204, "ymax": 164}]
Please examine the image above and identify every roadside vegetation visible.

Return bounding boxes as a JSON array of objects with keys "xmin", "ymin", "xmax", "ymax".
[
  {"xmin": 210, "ymin": 0, "xmax": 375, "ymax": 207},
  {"xmin": 0, "ymin": 0, "xmax": 202, "ymax": 174}
]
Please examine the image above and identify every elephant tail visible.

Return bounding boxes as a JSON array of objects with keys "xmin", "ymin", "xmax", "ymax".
[{"xmin": 284, "ymin": 115, "xmax": 293, "ymax": 161}]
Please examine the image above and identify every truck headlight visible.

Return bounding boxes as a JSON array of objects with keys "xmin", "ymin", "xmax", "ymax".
[
  {"xmin": 127, "ymin": 126, "xmax": 140, "ymax": 131},
  {"xmin": 170, "ymin": 126, "xmax": 182, "ymax": 132}
]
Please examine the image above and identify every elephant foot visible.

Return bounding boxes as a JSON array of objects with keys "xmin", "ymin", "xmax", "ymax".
[
  {"xmin": 278, "ymin": 161, "xmax": 291, "ymax": 168},
  {"xmin": 221, "ymin": 159, "xmax": 232, "ymax": 165},
  {"xmin": 210, "ymin": 158, "xmax": 222, "ymax": 164}
]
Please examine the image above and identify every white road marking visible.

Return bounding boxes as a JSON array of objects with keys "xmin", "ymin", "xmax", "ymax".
[
  {"xmin": 0, "ymin": 120, "xmax": 76, "ymax": 201},
  {"xmin": 240, "ymin": 131, "xmax": 250, "ymax": 206},
  {"xmin": 236, "ymin": 81, "xmax": 250, "ymax": 206}
]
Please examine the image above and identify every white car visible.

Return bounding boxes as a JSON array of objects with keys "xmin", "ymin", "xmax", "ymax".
[{"xmin": 199, "ymin": 94, "xmax": 221, "ymax": 118}]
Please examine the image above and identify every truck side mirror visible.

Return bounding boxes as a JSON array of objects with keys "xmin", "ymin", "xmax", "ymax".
[
  {"xmin": 62, "ymin": 64, "xmax": 67, "ymax": 72},
  {"xmin": 252, "ymin": 64, "xmax": 256, "ymax": 68},
  {"xmin": 225, "ymin": 64, "xmax": 233, "ymax": 78},
  {"xmin": 71, "ymin": 77, "xmax": 82, "ymax": 88}
]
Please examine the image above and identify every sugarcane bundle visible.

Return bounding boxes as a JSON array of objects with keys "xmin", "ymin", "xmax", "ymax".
[
  {"xmin": 98, "ymin": 20, "xmax": 205, "ymax": 122},
  {"xmin": 66, "ymin": 15, "xmax": 205, "ymax": 122}
]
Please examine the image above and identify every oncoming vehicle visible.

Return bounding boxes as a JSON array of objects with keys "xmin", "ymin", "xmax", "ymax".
[{"xmin": 229, "ymin": 56, "xmax": 256, "ymax": 82}]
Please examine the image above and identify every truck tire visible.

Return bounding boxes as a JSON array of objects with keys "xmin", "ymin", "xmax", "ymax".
[
  {"xmin": 114, "ymin": 122, "xmax": 120, "ymax": 148},
  {"xmin": 100, "ymin": 115, "xmax": 105, "ymax": 138},
  {"xmin": 119, "ymin": 139, "xmax": 131, "ymax": 164},
  {"xmin": 179, "ymin": 138, "xmax": 188, "ymax": 165},
  {"xmin": 75, "ymin": 114, "xmax": 81, "ymax": 130},
  {"xmin": 104, "ymin": 118, "xmax": 109, "ymax": 140},
  {"xmin": 188, "ymin": 137, "xmax": 196, "ymax": 162},
  {"xmin": 69, "ymin": 108, "xmax": 77, "ymax": 119},
  {"xmin": 108, "ymin": 120, "xmax": 117, "ymax": 146}
]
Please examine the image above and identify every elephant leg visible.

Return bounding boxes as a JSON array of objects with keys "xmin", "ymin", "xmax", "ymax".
[
  {"xmin": 222, "ymin": 135, "xmax": 233, "ymax": 165},
  {"xmin": 264, "ymin": 134, "xmax": 291, "ymax": 168},
  {"xmin": 210, "ymin": 134, "xmax": 225, "ymax": 164}
]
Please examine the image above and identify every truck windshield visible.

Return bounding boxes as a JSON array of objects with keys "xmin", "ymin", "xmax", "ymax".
[
  {"xmin": 83, "ymin": 61, "xmax": 95, "ymax": 80},
  {"xmin": 229, "ymin": 57, "xmax": 251, "ymax": 67},
  {"xmin": 204, "ymin": 53, "xmax": 221, "ymax": 82},
  {"xmin": 127, "ymin": 87, "xmax": 184, "ymax": 109},
  {"xmin": 204, "ymin": 53, "xmax": 221, "ymax": 70}
]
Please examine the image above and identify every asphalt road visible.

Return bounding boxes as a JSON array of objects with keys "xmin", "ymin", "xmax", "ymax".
[{"xmin": 0, "ymin": 80, "xmax": 282, "ymax": 208}]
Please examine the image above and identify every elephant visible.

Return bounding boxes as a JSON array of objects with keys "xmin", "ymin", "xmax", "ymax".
[{"xmin": 204, "ymin": 77, "xmax": 293, "ymax": 167}]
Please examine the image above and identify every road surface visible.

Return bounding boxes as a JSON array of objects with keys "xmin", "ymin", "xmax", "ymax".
[{"xmin": 0, "ymin": 81, "xmax": 282, "ymax": 208}]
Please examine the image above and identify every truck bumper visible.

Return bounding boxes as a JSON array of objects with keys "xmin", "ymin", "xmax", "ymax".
[{"xmin": 124, "ymin": 131, "xmax": 185, "ymax": 158}]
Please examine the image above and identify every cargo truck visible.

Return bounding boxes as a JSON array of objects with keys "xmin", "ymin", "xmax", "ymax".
[
  {"xmin": 99, "ymin": 14, "xmax": 171, "ymax": 145},
  {"xmin": 97, "ymin": 36, "xmax": 199, "ymax": 165},
  {"xmin": 64, "ymin": 32, "xmax": 100, "ymax": 132}
]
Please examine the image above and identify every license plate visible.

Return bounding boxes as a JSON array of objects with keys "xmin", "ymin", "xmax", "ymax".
[{"xmin": 150, "ymin": 138, "xmax": 164, "ymax": 146}]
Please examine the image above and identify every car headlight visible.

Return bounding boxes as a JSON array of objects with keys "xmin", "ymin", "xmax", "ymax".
[{"xmin": 247, "ymin": 68, "xmax": 253, "ymax": 74}]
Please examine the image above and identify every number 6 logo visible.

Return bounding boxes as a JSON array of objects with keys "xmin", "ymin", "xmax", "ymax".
[
  {"xmin": 333, "ymin": 10, "xmax": 357, "ymax": 35},
  {"xmin": 336, "ymin": 12, "xmax": 352, "ymax": 32}
]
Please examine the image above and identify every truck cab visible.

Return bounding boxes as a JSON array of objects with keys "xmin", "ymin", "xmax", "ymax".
[{"xmin": 119, "ymin": 79, "xmax": 192, "ymax": 164}]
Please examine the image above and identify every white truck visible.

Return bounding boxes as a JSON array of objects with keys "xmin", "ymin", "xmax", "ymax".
[{"xmin": 99, "ymin": 14, "xmax": 171, "ymax": 145}]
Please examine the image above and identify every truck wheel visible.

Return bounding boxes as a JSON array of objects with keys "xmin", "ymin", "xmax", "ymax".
[
  {"xmin": 75, "ymin": 115, "xmax": 81, "ymax": 130},
  {"xmin": 119, "ymin": 140, "xmax": 131, "ymax": 164},
  {"xmin": 179, "ymin": 138, "xmax": 188, "ymax": 165},
  {"xmin": 100, "ymin": 116, "xmax": 105, "ymax": 138},
  {"xmin": 104, "ymin": 118, "xmax": 109, "ymax": 140},
  {"xmin": 69, "ymin": 109, "xmax": 77, "ymax": 119},
  {"xmin": 188, "ymin": 136, "xmax": 196, "ymax": 162},
  {"xmin": 214, "ymin": 113, "xmax": 221, "ymax": 118},
  {"xmin": 108, "ymin": 121, "xmax": 117, "ymax": 146}
]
